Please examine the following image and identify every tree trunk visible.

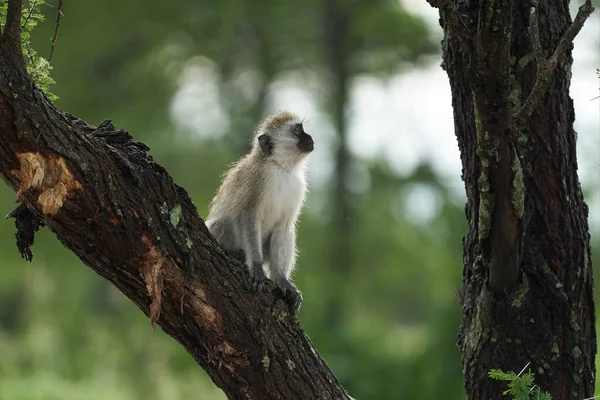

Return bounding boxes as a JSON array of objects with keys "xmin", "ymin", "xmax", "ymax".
[
  {"xmin": 323, "ymin": 0, "xmax": 353, "ymax": 329},
  {"xmin": 0, "ymin": 2, "xmax": 351, "ymax": 399},
  {"xmin": 429, "ymin": 0, "xmax": 596, "ymax": 398}
]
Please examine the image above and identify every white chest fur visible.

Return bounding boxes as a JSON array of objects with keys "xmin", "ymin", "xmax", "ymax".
[{"xmin": 258, "ymin": 163, "xmax": 307, "ymax": 235}]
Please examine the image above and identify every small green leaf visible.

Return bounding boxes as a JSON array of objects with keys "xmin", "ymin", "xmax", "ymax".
[{"xmin": 489, "ymin": 368, "xmax": 552, "ymax": 400}]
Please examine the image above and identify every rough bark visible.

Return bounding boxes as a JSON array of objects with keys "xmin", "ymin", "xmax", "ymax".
[
  {"xmin": 0, "ymin": 2, "xmax": 351, "ymax": 399},
  {"xmin": 427, "ymin": 0, "xmax": 596, "ymax": 398}
]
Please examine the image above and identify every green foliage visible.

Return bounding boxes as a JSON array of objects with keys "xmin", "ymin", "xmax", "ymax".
[
  {"xmin": 0, "ymin": 0, "xmax": 58, "ymax": 100},
  {"xmin": 489, "ymin": 368, "xmax": 552, "ymax": 400},
  {"xmin": 22, "ymin": 0, "xmax": 58, "ymax": 100}
]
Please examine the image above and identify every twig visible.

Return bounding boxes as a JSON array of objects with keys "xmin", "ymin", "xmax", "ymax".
[
  {"xmin": 517, "ymin": 0, "xmax": 595, "ymax": 121},
  {"xmin": 21, "ymin": 0, "xmax": 38, "ymax": 30},
  {"xmin": 47, "ymin": 0, "xmax": 63, "ymax": 62},
  {"xmin": 517, "ymin": 361, "xmax": 531, "ymax": 377}
]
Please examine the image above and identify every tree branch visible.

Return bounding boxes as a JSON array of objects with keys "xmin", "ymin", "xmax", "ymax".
[
  {"xmin": 1, "ymin": 0, "xmax": 24, "ymax": 64},
  {"xmin": 517, "ymin": 0, "xmax": 595, "ymax": 121},
  {"xmin": 47, "ymin": 0, "xmax": 64, "ymax": 62},
  {"xmin": 0, "ymin": 15, "xmax": 351, "ymax": 400}
]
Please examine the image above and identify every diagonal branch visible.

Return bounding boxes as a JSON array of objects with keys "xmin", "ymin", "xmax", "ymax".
[
  {"xmin": 517, "ymin": 0, "xmax": 595, "ymax": 121},
  {"xmin": 0, "ymin": 9, "xmax": 351, "ymax": 400}
]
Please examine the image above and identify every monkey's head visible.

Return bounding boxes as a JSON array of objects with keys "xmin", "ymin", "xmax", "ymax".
[{"xmin": 254, "ymin": 112, "xmax": 314, "ymax": 166}]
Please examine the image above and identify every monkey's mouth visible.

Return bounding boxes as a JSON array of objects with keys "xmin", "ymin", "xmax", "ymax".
[{"xmin": 297, "ymin": 135, "xmax": 314, "ymax": 153}]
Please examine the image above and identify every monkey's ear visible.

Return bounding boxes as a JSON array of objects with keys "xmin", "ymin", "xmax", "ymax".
[{"xmin": 258, "ymin": 134, "xmax": 273, "ymax": 156}]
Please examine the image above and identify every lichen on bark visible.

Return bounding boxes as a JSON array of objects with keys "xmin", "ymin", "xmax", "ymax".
[
  {"xmin": 511, "ymin": 151, "xmax": 525, "ymax": 218},
  {"xmin": 474, "ymin": 101, "xmax": 496, "ymax": 241}
]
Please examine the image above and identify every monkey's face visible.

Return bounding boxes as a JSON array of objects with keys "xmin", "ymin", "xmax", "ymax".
[
  {"xmin": 258, "ymin": 121, "xmax": 314, "ymax": 166},
  {"xmin": 292, "ymin": 123, "xmax": 314, "ymax": 154}
]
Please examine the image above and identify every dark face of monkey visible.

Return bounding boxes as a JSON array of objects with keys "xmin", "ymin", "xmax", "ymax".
[
  {"xmin": 293, "ymin": 123, "xmax": 314, "ymax": 153},
  {"xmin": 256, "ymin": 119, "xmax": 314, "ymax": 165}
]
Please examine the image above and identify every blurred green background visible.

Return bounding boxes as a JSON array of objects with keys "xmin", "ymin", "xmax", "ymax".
[{"xmin": 0, "ymin": 1, "xmax": 598, "ymax": 399}]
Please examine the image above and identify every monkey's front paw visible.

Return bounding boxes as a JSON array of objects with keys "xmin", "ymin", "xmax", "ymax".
[
  {"xmin": 275, "ymin": 279, "xmax": 303, "ymax": 312},
  {"xmin": 250, "ymin": 275, "xmax": 266, "ymax": 292},
  {"xmin": 248, "ymin": 264, "xmax": 267, "ymax": 292}
]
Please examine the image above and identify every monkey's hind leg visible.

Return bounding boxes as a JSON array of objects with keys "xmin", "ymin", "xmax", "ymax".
[
  {"xmin": 206, "ymin": 217, "xmax": 232, "ymax": 245},
  {"xmin": 207, "ymin": 218, "xmax": 246, "ymax": 263},
  {"xmin": 226, "ymin": 249, "xmax": 246, "ymax": 263},
  {"xmin": 237, "ymin": 213, "xmax": 268, "ymax": 292}
]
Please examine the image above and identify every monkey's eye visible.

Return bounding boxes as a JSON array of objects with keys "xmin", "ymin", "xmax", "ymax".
[{"xmin": 292, "ymin": 123, "xmax": 303, "ymax": 136}]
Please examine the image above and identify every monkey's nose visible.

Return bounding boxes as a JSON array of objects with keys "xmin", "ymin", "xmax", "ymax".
[{"xmin": 300, "ymin": 135, "xmax": 314, "ymax": 152}]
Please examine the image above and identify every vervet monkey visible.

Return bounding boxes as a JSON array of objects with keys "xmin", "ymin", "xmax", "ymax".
[{"xmin": 206, "ymin": 112, "xmax": 314, "ymax": 311}]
